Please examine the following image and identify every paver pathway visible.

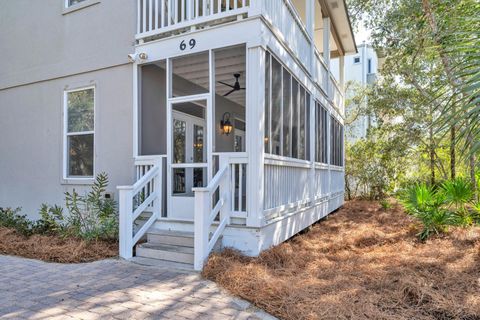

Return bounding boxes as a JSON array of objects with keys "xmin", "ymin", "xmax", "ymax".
[{"xmin": 0, "ymin": 255, "xmax": 275, "ymax": 320}]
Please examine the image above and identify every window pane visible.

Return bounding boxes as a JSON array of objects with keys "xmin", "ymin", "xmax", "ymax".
[
  {"xmin": 291, "ymin": 79, "xmax": 299, "ymax": 158},
  {"xmin": 173, "ymin": 119, "xmax": 186, "ymax": 163},
  {"xmin": 282, "ymin": 69, "xmax": 291, "ymax": 157},
  {"xmin": 68, "ymin": 0, "xmax": 87, "ymax": 6},
  {"xmin": 68, "ymin": 89, "xmax": 94, "ymax": 133},
  {"xmin": 299, "ymin": 86, "xmax": 306, "ymax": 160},
  {"xmin": 68, "ymin": 134, "xmax": 94, "ymax": 177},
  {"xmin": 193, "ymin": 125, "xmax": 204, "ymax": 163},
  {"xmin": 173, "ymin": 168, "xmax": 186, "ymax": 194},
  {"xmin": 271, "ymin": 58, "xmax": 282, "ymax": 155},
  {"xmin": 264, "ymin": 52, "xmax": 271, "ymax": 153},
  {"xmin": 306, "ymin": 93, "xmax": 310, "ymax": 161}
]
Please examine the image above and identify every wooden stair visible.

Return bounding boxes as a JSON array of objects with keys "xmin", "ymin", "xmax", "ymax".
[{"xmin": 132, "ymin": 229, "xmax": 196, "ymax": 271}]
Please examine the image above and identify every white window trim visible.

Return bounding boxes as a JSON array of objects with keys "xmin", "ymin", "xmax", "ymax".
[
  {"xmin": 63, "ymin": 86, "xmax": 96, "ymax": 183},
  {"xmin": 63, "ymin": 0, "xmax": 100, "ymax": 15},
  {"xmin": 353, "ymin": 56, "xmax": 361, "ymax": 64}
]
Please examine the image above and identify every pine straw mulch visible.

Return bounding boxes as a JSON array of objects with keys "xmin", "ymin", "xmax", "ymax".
[
  {"xmin": 0, "ymin": 227, "xmax": 118, "ymax": 263},
  {"xmin": 203, "ymin": 200, "xmax": 480, "ymax": 320}
]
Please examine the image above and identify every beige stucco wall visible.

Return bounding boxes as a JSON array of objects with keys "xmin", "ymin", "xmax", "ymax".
[
  {"xmin": 0, "ymin": 0, "xmax": 136, "ymax": 217},
  {"xmin": 0, "ymin": 65, "xmax": 134, "ymax": 218},
  {"xmin": 0, "ymin": 0, "xmax": 135, "ymax": 90}
]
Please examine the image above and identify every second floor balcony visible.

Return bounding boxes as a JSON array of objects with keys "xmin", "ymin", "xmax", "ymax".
[{"xmin": 135, "ymin": 0, "xmax": 355, "ymax": 112}]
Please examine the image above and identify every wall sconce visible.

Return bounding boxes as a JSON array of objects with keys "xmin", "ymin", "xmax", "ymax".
[{"xmin": 220, "ymin": 112, "xmax": 233, "ymax": 136}]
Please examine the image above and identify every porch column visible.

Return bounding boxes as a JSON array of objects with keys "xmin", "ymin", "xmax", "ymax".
[
  {"xmin": 322, "ymin": 17, "xmax": 331, "ymax": 69},
  {"xmin": 306, "ymin": 0, "xmax": 315, "ymax": 75},
  {"xmin": 246, "ymin": 45, "xmax": 265, "ymax": 228},
  {"xmin": 339, "ymin": 55, "xmax": 345, "ymax": 91}
]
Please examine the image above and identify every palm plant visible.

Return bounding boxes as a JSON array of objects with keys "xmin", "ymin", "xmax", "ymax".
[
  {"xmin": 440, "ymin": 178, "xmax": 475, "ymax": 226},
  {"xmin": 400, "ymin": 183, "xmax": 455, "ymax": 240}
]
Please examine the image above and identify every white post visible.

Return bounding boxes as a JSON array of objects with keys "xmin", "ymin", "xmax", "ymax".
[
  {"xmin": 194, "ymin": 190, "xmax": 210, "ymax": 270},
  {"xmin": 246, "ymin": 46, "xmax": 265, "ymax": 228},
  {"xmin": 219, "ymin": 154, "xmax": 231, "ymax": 222},
  {"xmin": 153, "ymin": 157, "xmax": 162, "ymax": 219},
  {"xmin": 306, "ymin": 0, "xmax": 315, "ymax": 75},
  {"xmin": 339, "ymin": 55, "xmax": 345, "ymax": 92},
  {"xmin": 118, "ymin": 187, "xmax": 134, "ymax": 259},
  {"xmin": 322, "ymin": 17, "xmax": 331, "ymax": 69}
]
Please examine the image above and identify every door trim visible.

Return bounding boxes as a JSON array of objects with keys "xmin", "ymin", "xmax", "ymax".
[{"xmin": 166, "ymin": 94, "xmax": 212, "ymax": 220}]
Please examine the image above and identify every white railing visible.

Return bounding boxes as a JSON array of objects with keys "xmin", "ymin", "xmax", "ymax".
[
  {"xmin": 315, "ymin": 50, "xmax": 329, "ymax": 94},
  {"xmin": 331, "ymin": 76, "xmax": 343, "ymax": 112},
  {"xmin": 263, "ymin": 156, "xmax": 311, "ymax": 221},
  {"xmin": 137, "ymin": 0, "xmax": 250, "ymax": 39},
  {"xmin": 262, "ymin": 0, "xmax": 312, "ymax": 72},
  {"xmin": 193, "ymin": 153, "xmax": 247, "ymax": 270},
  {"xmin": 314, "ymin": 166, "xmax": 329, "ymax": 199},
  {"xmin": 331, "ymin": 168, "xmax": 345, "ymax": 194},
  {"xmin": 118, "ymin": 156, "xmax": 165, "ymax": 259}
]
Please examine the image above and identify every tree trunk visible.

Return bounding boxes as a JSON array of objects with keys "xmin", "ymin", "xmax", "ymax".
[
  {"xmin": 429, "ymin": 126, "xmax": 436, "ymax": 186},
  {"xmin": 451, "ymin": 126, "xmax": 456, "ymax": 180}
]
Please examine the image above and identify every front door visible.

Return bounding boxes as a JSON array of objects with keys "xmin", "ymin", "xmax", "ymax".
[{"xmin": 168, "ymin": 99, "xmax": 209, "ymax": 220}]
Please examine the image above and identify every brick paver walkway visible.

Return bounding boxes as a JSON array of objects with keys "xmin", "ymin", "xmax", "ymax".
[{"xmin": 0, "ymin": 255, "xmax": 275, "ymax": 320}]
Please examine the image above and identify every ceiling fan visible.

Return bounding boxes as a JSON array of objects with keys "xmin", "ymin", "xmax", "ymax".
[{"xmin": 218, "ymin": 73, "xmax": 245, "ymax": 97}]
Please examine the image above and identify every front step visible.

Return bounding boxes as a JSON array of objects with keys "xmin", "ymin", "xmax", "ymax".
[
  {"xmin": 134, "ymin": 228, "xmax": 222, "ymax": 269},
  {"xmin": 131, "ymin": 256, "xmax": 194, "ymax": 271},
  {"xmin": 136, "ymin": 243, "xmax": 194, "ymax": 264},
  {"xmin": 147, "ymin": 229, "xmax": 194, "ymax": 247}
]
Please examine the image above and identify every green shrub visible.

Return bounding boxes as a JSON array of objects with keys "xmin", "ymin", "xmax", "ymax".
[
  {"xmin": 0, "ymin": 207, "xmax": 34, "ymax": 236},
  {"xmin": 64, "ymin": 172, "xmax": 118, "ymax": 241},
  {"xmin": 1, "ymin": 173, "xmax": 118, "ymax": 242},
  {"xmin": 399, "ymin": 183, "xmax": 454, "ymax": 240},
  {"xmin": 379, "ymin": 199, "xmax": 392, "ymax": 210},
  {"xmin": 34, "ymin": 204, "xmax": 66, "ymax": 235}
]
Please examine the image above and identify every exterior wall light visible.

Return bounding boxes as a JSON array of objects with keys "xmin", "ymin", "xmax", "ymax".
[{"xmin": 220, "ymin": 112, "xmax": 233, "ymax": 136}]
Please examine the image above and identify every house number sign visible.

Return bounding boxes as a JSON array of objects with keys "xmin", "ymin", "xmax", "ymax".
[{"xmin": 180, "ymin": 39, "xmax": 197, "ymax": 51}]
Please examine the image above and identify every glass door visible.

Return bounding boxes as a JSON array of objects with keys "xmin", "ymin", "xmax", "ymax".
[{"xmin": 168, "ymin": 99, "xmax": 209, "ymax": 220}]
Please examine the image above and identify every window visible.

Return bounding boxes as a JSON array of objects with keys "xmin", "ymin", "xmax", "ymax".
[
  {"xmin": 368, "ymin": 58, "xmax": 372, "ymax": 74},
  {"xmin": 315, "ymin": 102, "xmax": 328, "ymax": 164},
  {"xmin": 330, "ymin": 116, "xmax": 344, "ymax": 167},
  {"xmin": 264, "ymin": 52, "xmax": 310, "ymax": 160},
  {"xmin": 354, "ymin": 56, "xmax": 361, "ymax": 64},
  {"xmin": 64, "ymin": 87, "xmax": 95, "ymax": 178},
  {"xmin": 67, "ymin": 0, "xmax": 87, "ymax": 7}
]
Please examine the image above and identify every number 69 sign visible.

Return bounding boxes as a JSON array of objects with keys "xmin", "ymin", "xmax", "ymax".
[{"xmin": 180, "ymin": 39, "xmax": 196, "ymax": 51}]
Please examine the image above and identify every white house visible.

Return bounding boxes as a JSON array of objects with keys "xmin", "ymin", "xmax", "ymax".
[
  {"xmin": 0, "ymin": 0, "xmax": 356, "ymax": 270},
  {"xmin": 332, "ymin": 42, "xmax": 378, "ymax": 141}
]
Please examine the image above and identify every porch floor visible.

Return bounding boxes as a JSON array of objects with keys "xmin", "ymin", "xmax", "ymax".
[{"xmin": 0, "ymin": 255, "xmax": 276, "ymax": 319}]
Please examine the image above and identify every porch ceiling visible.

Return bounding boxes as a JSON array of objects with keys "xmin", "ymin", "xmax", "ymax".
[{"xmin": 171, "ymin": 47, "xmax": 246, "ymax": 107}]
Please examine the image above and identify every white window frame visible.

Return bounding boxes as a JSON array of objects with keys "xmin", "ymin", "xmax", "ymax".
[
  {"xmin": 63, "ymin": 86, "xmax": 96, "ymax": 182},
  {"xmin": 63, "ymin": 0, "xmax": 100, "ymax": 14},
  {"xmin": 353, "ymin": 56, "xmax": 361, "ymax": 64}
]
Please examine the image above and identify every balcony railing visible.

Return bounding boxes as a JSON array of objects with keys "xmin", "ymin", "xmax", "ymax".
[{"xmin": 136, "ymin": 0, "xmax": 250, "ymax": 40}]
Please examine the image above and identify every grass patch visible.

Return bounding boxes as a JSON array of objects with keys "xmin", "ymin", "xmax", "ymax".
[{"xmin": 203, "ymin": 200, "xmax": 480, "ymax": 320}]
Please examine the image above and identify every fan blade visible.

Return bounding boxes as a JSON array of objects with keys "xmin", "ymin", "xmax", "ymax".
[
  {"xmin": 218, "ymin": 81, "xmax": 235, "ymax": 89},
  {"xmin": 224, "ymin": 89, "xmax": 236, "ymax": 96}
]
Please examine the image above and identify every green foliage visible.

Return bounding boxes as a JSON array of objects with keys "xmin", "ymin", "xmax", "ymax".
[
  {"xmin": 399, "ymin": 178, "xmax": 479, "ymax": 239},
  {"xmin": 439, "ymin": 178, "xmax": 473, "ymax": 211},
  {"xmin": 0, "ymin": 207, "xmax": 35, "ymax": 237},
  {"xmin": 379, "ymin": 199, "xmax": 392, "ymax": 210},
  {"xmin": 64, "ymin": 172, "xmax": 118, "ymax": 241},
  {"xmin": 0, "ymin": 173, "xmax": 118, "ymax": 241},
  {"xmin": 35, "ymin": 204, "xmax": 66, "ymax": 235},
  {"xmin": 399, "ymin": 183, "xmax": 454, "ymax": 240}
]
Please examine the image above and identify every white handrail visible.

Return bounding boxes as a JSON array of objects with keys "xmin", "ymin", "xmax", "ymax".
[
  {"xmin": 118, "ymin": 159, "xmax": 163, "ymax": 260},
  {"xmin": 193, "ymin": 154, "xmax": 249, "ymax": 270}
]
